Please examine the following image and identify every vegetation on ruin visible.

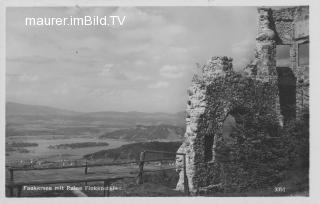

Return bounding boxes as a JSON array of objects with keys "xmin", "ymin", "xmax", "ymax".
[{"xmin": 216, "ymin": 110, "xmax": 309, "ymax": 194}]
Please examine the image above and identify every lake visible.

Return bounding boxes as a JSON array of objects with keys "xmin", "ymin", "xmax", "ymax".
[{"xmin": 6, "ymin": 135, "xmax": 131, "ymax": 164}]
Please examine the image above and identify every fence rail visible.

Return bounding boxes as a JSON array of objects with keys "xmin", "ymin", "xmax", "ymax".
[
  {"xmin": 6, "ymin": 160, "xmax": 136, "ymax": 171},
  {"xmin": 6, "ymin": 151, "xmax": 187, "ymax": 197},
  {"xmin": 7, "ymin": 160, "xmax": 140, "ymax": 182}
]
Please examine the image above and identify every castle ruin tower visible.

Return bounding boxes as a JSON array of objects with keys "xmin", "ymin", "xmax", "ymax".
[
  {"xmin": 254, "ymin": 7, "xmax": 283, "ymax": 126},
  {"xmin": 253, "ymin": 6, "xmax": 309, "ymax": 121}
]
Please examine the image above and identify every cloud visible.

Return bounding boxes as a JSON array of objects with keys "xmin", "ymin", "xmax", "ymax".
[
  {"xmin": 111, "ymin": 7, "xmax": 187, "ymax": 57},
  {"xmin": 148, "ymin": 81, "xmax": 170, "ymax": 89},
  {"xmin": 99, "ymin": 63, "xmax": 151, "ymax": 82},
  {"xmin": 89, "ymin": 88, "xmax": 120, "ymax": 97},
  {"xmin": 52, "ymin": 88, "xmax": 68, "ymax": 95},
  {"xmin": 130, "ymin": 75, "xmax": 151, "ymax": 81},
  {"xmin": 134, "ymin": 60, "xmax": 147, "ymax": 66},
  {"xmin": 231, "ymin": 38, "xmax": 255, "ymax": 69},
  {"xmin": 7, "ymin": 74, "xmax": 39, "ymax": 83},
  {"xmin": 159, "ymin": 65, "xmax": 184, "ymax": 78},
  {"xmin": 103, "ymin": 64, "xmax": 114, "ymax": 69},
  {"xmin": 7, "ymin": 56, "xmax": 57, "ymax": 64},
  {"xmin": 19, "ymin": 74, "xmax": 39, "ymax": 82},
  {"xmin": 100, "ymin": 64, "xmax": 128, "ymax": 80}
]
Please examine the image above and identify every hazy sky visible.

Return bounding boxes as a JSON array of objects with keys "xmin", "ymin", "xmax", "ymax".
[{"xmin": 6, "ymin": 7, "xmax": 257, "ymax": 113}]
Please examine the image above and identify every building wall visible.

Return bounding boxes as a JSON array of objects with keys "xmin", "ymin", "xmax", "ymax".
[{"xmin": 271, "ymin": 6, "xmax": 309, "ymax": 119}]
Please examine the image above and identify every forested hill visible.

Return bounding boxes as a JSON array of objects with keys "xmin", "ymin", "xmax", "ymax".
[
  {"xmin": 99, "ymin": 125, "xmax": 185, "ymax": 141},
  {"xmin": 83, "ymin": 141, "xmax": 182, "ymax": 161}
]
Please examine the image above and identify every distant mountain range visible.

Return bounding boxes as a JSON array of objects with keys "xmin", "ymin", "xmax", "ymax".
[
  {"xmin": 99, "ymin": 124, "xmax": 185, "ymax": 142},
  {"xmin": 6, "ymin": 102, "xmax": 186, "ymax": 137},
  {"xmin": 6, "ymin": 102, "xmax": 80, "ymax": 116}
]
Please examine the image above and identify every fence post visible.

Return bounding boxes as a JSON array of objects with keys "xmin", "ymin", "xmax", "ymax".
[
  {"xmin": 9, "ymin": 186, "xmax": 14, "ymax": 197},
  {"xmin": 84, "ymin": 160, "xmax": 88, "ymax": 175},
  {"xmin": 17, "ymin": 185, "xmax": 22, "ymax": 197},
  {"xmin": 103, "ymin": 180, "xmax": 110, "ymax": 197},
  {"xmin": 84, "ymin": 160, "xmax": 88, "ymax": 186},
  {"xmin": 8, "ymin": 168, "xmax": 14, "ymax": 197},
  {"xmin": 9, "ymin": 168, "xmax": 14, "ymax": 181},
  {"xmin": 106, "ymin": 182, "xmax": 110, "ymax": 197},
  {"xmin": 136, "ymin": 151, "xmax": 145, "ymax": 184},
  {"xmin": 183, "ymin": 154, "xmax": 190, "ymax": 195}
]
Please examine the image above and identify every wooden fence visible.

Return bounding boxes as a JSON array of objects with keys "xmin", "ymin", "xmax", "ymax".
[{"xmin": 6, "ymin": 152, "xmax": 189, "ymax": 197}]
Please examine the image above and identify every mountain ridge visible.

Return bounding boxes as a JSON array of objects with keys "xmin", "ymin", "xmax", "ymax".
[
  {"xmin": 6, "ymin": 102, "xmax": 186, "ymax": 136},
  {"xmin": 6, "ymin": 102, "xmax": 80, "ymax": 116},
  {"xmin": 6, "ymin": 102, "xmax": 185, "ymax": 117}
]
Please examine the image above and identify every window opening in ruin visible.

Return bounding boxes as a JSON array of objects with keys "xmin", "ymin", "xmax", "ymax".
[
  {"xmin": 276, "ymin": 45, "xmax": 290, "ymax": 67},
  {"xmin": 298, "ymin": 42, "xmax": 309, "ymax": 66},
  {"xmin": 222, "ymin": 115, "xmax": 236, "ymax": 145},
  {"xmin": 277, "ymin": 67, "xmax": 296, "ymax": 122}
]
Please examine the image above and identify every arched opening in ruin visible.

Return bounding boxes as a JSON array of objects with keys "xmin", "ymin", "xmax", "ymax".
[{"xmin": 203, "ymin": 112, "xmax": 238, "ymax": 163}]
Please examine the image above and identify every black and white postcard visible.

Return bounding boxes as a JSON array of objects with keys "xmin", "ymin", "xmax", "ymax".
[{"xmin": 1, "ymin": 0, "xmax": 319, "ymax": 203}]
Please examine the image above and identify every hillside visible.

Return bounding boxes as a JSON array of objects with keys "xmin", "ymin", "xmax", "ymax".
[
  {"xmin": 99, "ymin": 125, "xmax": 185, "ymax": 141},
  {"xmin": 6, "ymin": 102, "xmax": 185, "ymax": 136},
  {"xmin": 83, "ymin": 141, "xmax": 182, "ymax": 161}
]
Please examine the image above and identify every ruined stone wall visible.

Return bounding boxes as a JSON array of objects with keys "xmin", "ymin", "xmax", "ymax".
[
  {"xmin": 175, "ymin": 6, "xmax": 309, "ymax": 194},
  {"xmin": 272, "ymin": 6, "xmax": 309, "ymax": 44},
  {"xmin": 176, "ymin": 57, "xmax": 279, "ymax": 194}
]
